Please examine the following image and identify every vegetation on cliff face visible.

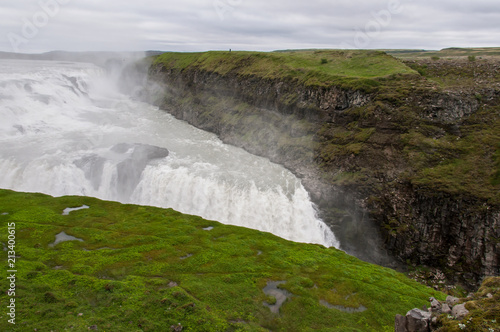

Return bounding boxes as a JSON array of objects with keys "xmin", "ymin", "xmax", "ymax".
[
  {"xmin": 145, "ymin": 49, "xmax": 500, "ymax": 287},
  {"xmin": 0, "ymin": 189, "xmax": 443, "ymax": 331}
]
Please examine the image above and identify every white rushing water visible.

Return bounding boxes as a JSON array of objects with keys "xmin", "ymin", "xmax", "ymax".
[{"xmin": 0, "ymin": 59, "xmax": 339, "ymax": 247}]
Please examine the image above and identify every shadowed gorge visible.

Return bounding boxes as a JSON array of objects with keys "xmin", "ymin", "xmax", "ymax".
[{"xmin": 140, "ymin": 50, "xmax": 500, "ymax": 288}]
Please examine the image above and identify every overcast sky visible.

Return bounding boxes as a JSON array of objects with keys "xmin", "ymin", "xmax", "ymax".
[{"xmin": 1, "ymin": 0, "xmax": 499, "ymax": 53}]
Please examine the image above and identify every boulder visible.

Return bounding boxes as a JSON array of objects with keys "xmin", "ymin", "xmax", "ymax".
[
  {"xmin": 406, "ymin": 308, "xmax": 431, "ymax": 332},
  {"xmin": 451, "ymin": 304, "xmax": 469, "ymax": 320}
]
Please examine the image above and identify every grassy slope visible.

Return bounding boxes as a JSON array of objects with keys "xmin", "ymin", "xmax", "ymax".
[{"xmin": 0, "ymin": 189, "xmax": 443, "ymax": 331}]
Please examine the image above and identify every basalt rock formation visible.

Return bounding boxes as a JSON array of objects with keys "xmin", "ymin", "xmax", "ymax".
[{"xmin": 133, "ymin": 51, "xmax": 500, "ymax": 288}]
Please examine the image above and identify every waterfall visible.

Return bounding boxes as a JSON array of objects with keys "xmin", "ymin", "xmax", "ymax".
[{"xmin": 0, "ymin": 59, "xmax": 339, "ymax": 248}]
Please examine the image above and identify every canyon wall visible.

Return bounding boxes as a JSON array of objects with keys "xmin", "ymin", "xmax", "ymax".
[{"xmin": 137, "ymin": 53, "xmax": 499, "ymax": 288}]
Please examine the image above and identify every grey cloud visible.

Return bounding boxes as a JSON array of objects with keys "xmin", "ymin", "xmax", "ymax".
[{"xmin": 0, "ymin": 0, "xmax": 498, "ymax": 53}]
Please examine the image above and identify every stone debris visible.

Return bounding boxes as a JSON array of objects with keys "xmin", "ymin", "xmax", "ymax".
[
  {"xmin": 408, "ymin": 309, "xmax": 431, "ymax": 332},
  {"xmin": 395, "ymin": 295, "xmax": 472, "ymax": 331}
]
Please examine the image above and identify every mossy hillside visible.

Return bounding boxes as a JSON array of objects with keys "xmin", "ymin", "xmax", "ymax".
[
  {"xmin": 313, "ymin": 59, "xmax": 500, "ymax": 205},
  {"xmin": 0, "ymin": 189, "xmax": 443, "ymax": 331},
  {"xmin": 153, "ymin": 50, "xmax": 417, "ymax": 91}
]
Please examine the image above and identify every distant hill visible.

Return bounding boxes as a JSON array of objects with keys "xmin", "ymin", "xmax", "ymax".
[{"xmin": 386, "ymin": 47, "xmax": 500, "ymax": 59}]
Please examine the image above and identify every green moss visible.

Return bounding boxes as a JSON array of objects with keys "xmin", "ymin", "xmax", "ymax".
[{"xmin": 0, "ymin": 189, "xmax": 443, "ymax": 331}]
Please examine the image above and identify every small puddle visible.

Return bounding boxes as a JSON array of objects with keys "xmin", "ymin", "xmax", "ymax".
[
  {"xmin": 263, "ymin": 281, "xmax": 292, "ymax": 314},
  {"xmin": 320, "ymin": 300, "xmax": 367, "ymax": 313},
  {"xmin": 62, "ymin": 205, "xmax": 89, "ymax": 215},
  {"xmin": 1, "ymin": 212, "xmax": 8, "ymax": 215},
  {"xmin": 49, "ymin": 232, "xmax": 84, "ymax": 247}
]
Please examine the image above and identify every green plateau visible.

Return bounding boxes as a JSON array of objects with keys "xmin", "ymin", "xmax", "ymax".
[
  {"xmin": 152, "ymin": 49, "xmax": 417, "ymax": 91},
  {"xmin": 0, "ymin": 189, "xmax": 443, "ymax": 331}
]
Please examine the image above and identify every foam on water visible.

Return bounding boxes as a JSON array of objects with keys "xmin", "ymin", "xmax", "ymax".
[{"xmin": 0, "ymin": 59, "xmax": 339, "ymax": 248}]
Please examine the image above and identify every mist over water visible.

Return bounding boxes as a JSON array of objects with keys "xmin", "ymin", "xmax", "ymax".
[{"xmin": 0, "ymin": 59, "xmax": 338, "ymax": 248}]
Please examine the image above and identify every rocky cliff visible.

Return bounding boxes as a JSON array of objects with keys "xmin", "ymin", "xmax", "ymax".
[{"xmin": 136, "ymin": 50, "xmax": 499, "ymax": 288}]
